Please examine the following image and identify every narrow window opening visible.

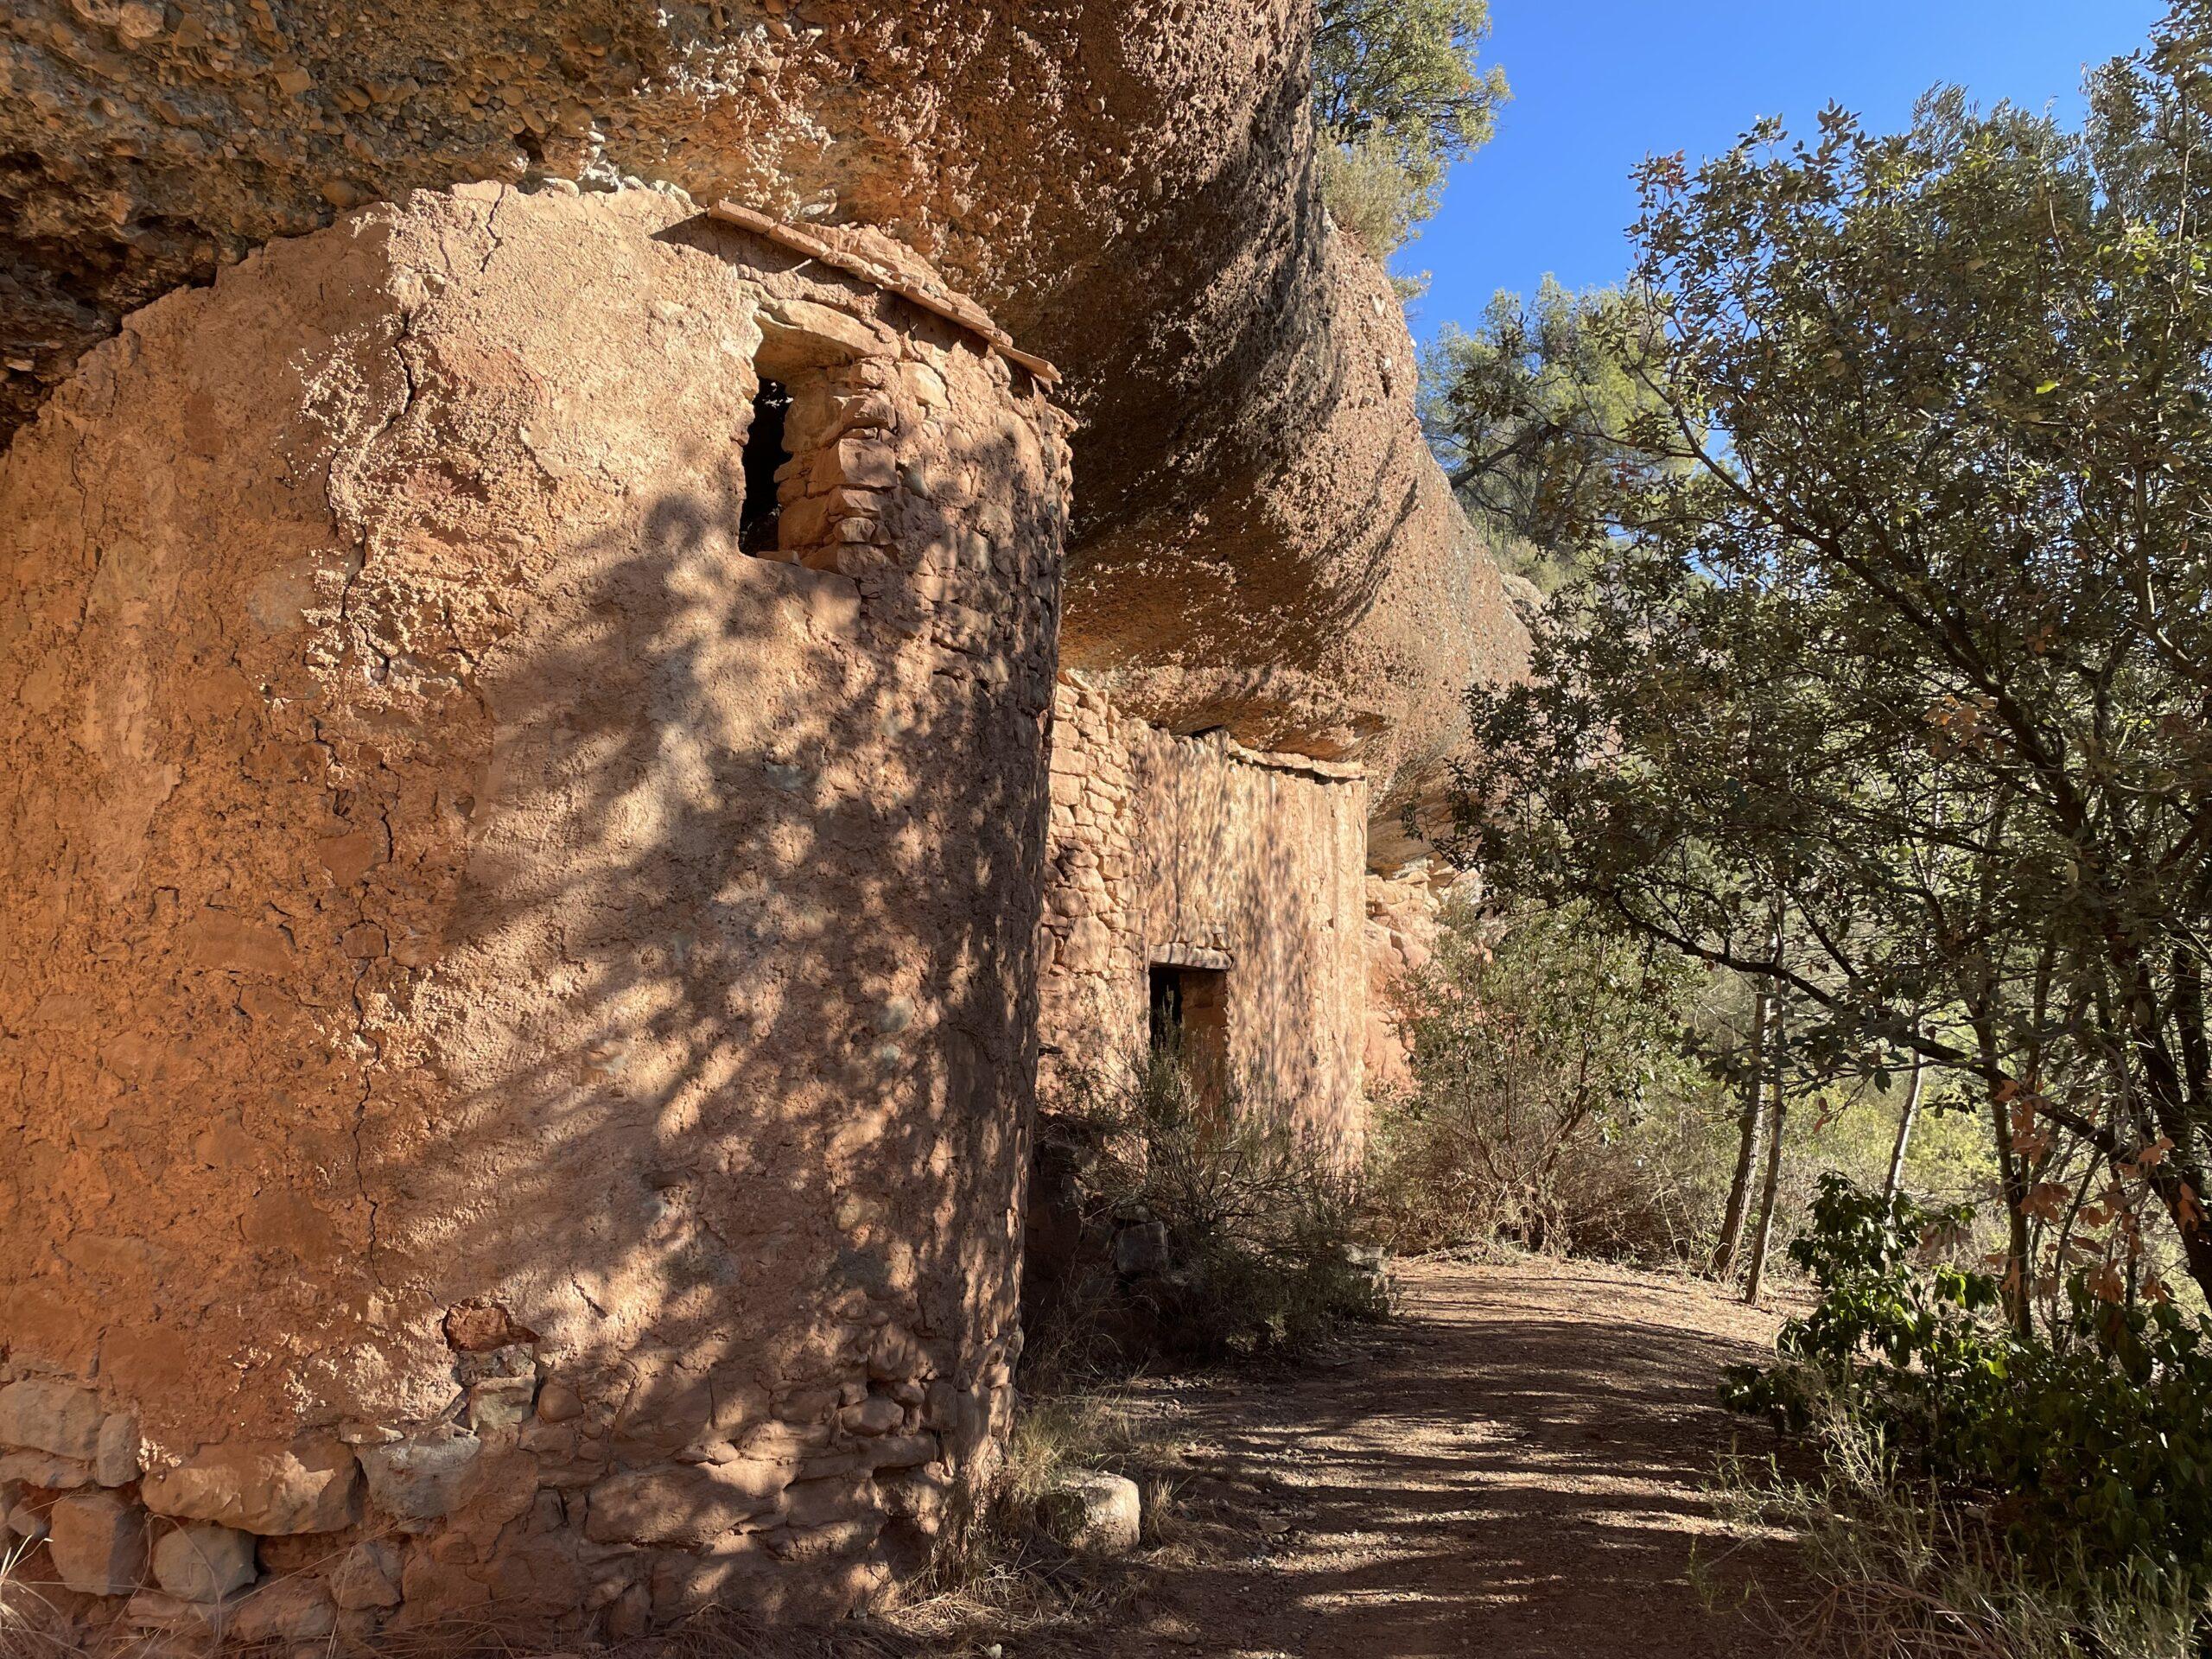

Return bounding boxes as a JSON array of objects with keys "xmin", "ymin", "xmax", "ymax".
[{"xmin": 740, "ymin": 377, "xmax": 793, "ymax": 556}]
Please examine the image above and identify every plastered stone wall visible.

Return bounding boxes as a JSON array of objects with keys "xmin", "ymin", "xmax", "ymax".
[
  {"xmin": 1037, "ymin": 677, "xmax": 1370, "ymax": 1147},
  {"xmin": 0, "ymin": 182, "xmax": 1068, "ymax": 1638}
]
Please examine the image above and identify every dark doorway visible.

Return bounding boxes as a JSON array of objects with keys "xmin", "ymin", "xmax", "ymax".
[
  {"xmin": 739, "ymin": 377, "xmax": 792, "ymax": 555},
  {"xmin": 1148, "ymin": 962, "xmax": 1229, "ymax": 1084}
]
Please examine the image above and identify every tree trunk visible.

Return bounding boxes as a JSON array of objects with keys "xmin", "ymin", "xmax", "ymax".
[
  {"xmin": 1974, "ymin": 1010, "xmax": 2034, "ymax": 1338},
  {"xmin": 1714, "ymin": 980, "xmax": 1770, "ymax": 1280},
  {"xmin": 1883, "ymin": 1052, "xmax": 1925, "ymax": 1203},
  {"xmin": 1745, "ymin": 1043, "xmax": 1789, "ymax": 1307}
]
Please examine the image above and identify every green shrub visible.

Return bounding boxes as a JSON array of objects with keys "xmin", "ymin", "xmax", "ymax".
[
  {"xmin": 1725, "ymin": 1173, "xmax": 2212, "ymax": 1649},
  {"xmin": 1711, "ymin": 1417, "xmax": 2209, "ymax": 1659},
  {"xmin": 1311, "ymin": 0, "xmax": 1506, "ymax": 258},
  {"xmin": 1314, "ymin": 127, "xmax": 1436, "ymax": 258},
  {"xmin": 1367, "ymin": 902, "xmax": 1729, "ymax": 1262},
  {"xmin": 1025, "ymin": 1052, "xmax": 1389, "ymax": 1380}
]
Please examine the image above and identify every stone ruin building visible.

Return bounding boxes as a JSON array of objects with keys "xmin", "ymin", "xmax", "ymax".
[{"xmin": 0, "ymin": 1, "xmax": 1527, "ymax": 1643}]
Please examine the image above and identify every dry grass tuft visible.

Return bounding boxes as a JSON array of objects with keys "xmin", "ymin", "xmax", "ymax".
[
  {"xmin": 868, "ymin": 1385, "xmax": 1248, "ymax": 1658},
  {"xmin": 0, "ymin": 1542, "xmax": 85, "ymax": 1659},
  {"xmin": 1704, "ymin": 1429, "xmax": 2210, "ymax": 1659}
]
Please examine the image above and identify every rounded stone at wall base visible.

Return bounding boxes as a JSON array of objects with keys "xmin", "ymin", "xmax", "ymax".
[
  {"xmin": 3, "ymin": 1500, "xmax": 48, "ymax": 1544},
  {"xmin": 356, "ymin": 1423, "xmax": 481, "ymax": 1529},
  {"xmin": 47, "ymin": 1490, "xmax": 149, "ymax": 1595},
  {"xmin": 330, "ymin": 1538, "xmax": 404, "ymax": 1611},
  {"xmin": 95, "ymin": 1413, "xmax": 142, "ymax": 1486},
  {"xmin": 0, "ymin": 1450, "xmax": 91, "ymax": 1488},
  {"xmin": 151, "ymin": 1522, "xmax": 257, "ymax": 1601},
  {"xmin": 218, "ymin": 1576, "xmax": 337, "ymax": 1644},
  {"xmin": 0, "ymin": 1380, "xmax": 104, "ymax": 1461},
  {"xmin": 139, "ymin": 1436, "xmax": 362, "ymax": 1535}
]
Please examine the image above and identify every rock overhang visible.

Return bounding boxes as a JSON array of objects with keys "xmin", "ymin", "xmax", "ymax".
[{"xmin": 1, "ymin": 0, "xmax": 1526, "ymax": 821}]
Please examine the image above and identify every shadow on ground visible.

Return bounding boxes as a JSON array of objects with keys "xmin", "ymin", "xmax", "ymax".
[{"xmin": 927, "ymin": 1257, "xmax": 1807, "ymax": 1659}]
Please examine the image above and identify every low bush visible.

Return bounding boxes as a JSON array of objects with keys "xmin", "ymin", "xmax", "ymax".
[
  {"xmin": 917, "ymin": 1392, "xmax": 1158, "ymax": 1594},
  {"xmin": 1314, "ymin": 129, "xmax": 1435, "ymax": 258},
  {"xmin": 1023, "ymin": 1051, "xmax": 1389, "ymax": 1383},
  {"xmin": 1310, "ymin": 0, "xmax": 1505, "ymax": 259},
  {"xmin": 1711, "ymin": 1420, "xmax": 2209, "ymax": 1659},
  {"xmin": 1721, "ymin": 1173, "xmax": 2212, "ymax": 1656},
  {"xmin": 1365, "ymin": 902, "xmax": 1729, "ymax": 1262}
]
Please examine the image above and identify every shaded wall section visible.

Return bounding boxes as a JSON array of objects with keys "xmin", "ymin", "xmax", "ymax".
[
  {"xmin": 1038, "ymin": 677, "xmax": 1369, "ymax": 1147},
  {"xmin": 0, "ymin": 184, "xmax": 1068, "ymax": 1636}
]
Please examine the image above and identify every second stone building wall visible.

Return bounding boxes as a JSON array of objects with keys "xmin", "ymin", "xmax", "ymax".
[{"xmin": 1037, "ymin": 677, "xmax": 1370, "ymax": 1146}]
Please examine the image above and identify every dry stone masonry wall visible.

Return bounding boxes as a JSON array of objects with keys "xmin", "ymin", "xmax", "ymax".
[
  {"xmin": 0, "ymin": 183, "xmax": 1069, "ymax": 1640},
  {"xmin": 1038, "ymin": 677, "xmax": 1370, "ymax": 1147}
]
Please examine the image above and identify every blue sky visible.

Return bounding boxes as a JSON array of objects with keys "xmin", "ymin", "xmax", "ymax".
[{"xmin": 1397, "ymin": 0, "xmax": 2169, "ymax": 346}]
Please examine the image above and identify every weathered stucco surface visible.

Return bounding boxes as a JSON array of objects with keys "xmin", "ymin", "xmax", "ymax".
[
  {"xmin": 1038, "ymin": 677, "xmax": 1370, "ymax": 1147},
  {"xmin": 0, "ymin": 0, "xmax": 1526, "ymax": 810},
  {"xmin": 0, "ymin": 183, "xmax": 1067, "ymax": 1634}
]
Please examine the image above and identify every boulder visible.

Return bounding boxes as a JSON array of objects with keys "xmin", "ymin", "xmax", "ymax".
[
  {"xmin": 3, "ymin": 1501, "xmax": 48, "ymax": 1544},
  {"xmin": 838, "ymin": 1395, "xmax": 904, "ymax": 1438},
  {"xmin": 1035, "ymin": 1471, "xmax": 1141, "ymax": 1555},
  {"xmin": 356, "ymin": 1423, "xmax": 481, "ymax": 1529},
  {"xmin": 0, "ymin": 1450, "xmax": 89, "ymax": 1488},
  {"xmin": 94, "ymin": 1413, "xmax": 141, "ymax": 1487},
  {"xmin": 123, "ymin": 1588, "xmax": 208, "ymax": 1630},
  {"xmin": 534, "ymin": 1380, "xmax": 584, "ymax": 1423},
  {"xmin": 48, "ymin": 1490, "xmax": 149, "ymax": 1595},
  {"xmin": 1115, "ymin": 1220, "xmax": 1172, "ymax": 1277},
  {"xmin": 0, "ymin": 1380, "xmax": 103, "ymax": 1460},
  {"xmin": 862, "ymin": 1434, "xmax": 939, "ymax": 1472},
  {"xmin": 585, "ymin": 1461, "xmax": 789, "ymax": 1548},
  {"xmin": 330, "ymin": 1539, "xmax": 403, "ymax": 1611},
  {"xmin": 221, "ymin": 1576, "xmax": 336, "ymax": 1643},
  {"xmin": 140, "ymin": 1435, "xmax": 360, "ymax": 1535}
]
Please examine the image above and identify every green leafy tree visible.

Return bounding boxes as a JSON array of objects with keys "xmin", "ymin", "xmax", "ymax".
[
  {"xmin": 1444, "ymin": 7, "xmax": 2212, "ymax": 1304},
  {"xmin": 1312, "ymin": 0, "xmax": 1507, "ymax": 257},
  {"xmin": 1422, "ymin": 278, "xmax": 1679, "ymax": 591}
]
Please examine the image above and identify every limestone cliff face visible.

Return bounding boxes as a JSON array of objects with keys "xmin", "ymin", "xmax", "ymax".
[{"xmin": 0, "ymin": 0, "xmax": 1526, "ymax": 804}]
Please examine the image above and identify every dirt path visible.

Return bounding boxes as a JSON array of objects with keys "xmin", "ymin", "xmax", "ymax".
[{"xmin": 1065, "ymin": 1256, "xmax": 1804, "ymax": 1659}]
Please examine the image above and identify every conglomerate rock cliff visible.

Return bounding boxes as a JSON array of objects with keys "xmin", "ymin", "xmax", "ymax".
[{"xmin": 0, "ymin": 0, "xmax": 1526, "ymax": 810}]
